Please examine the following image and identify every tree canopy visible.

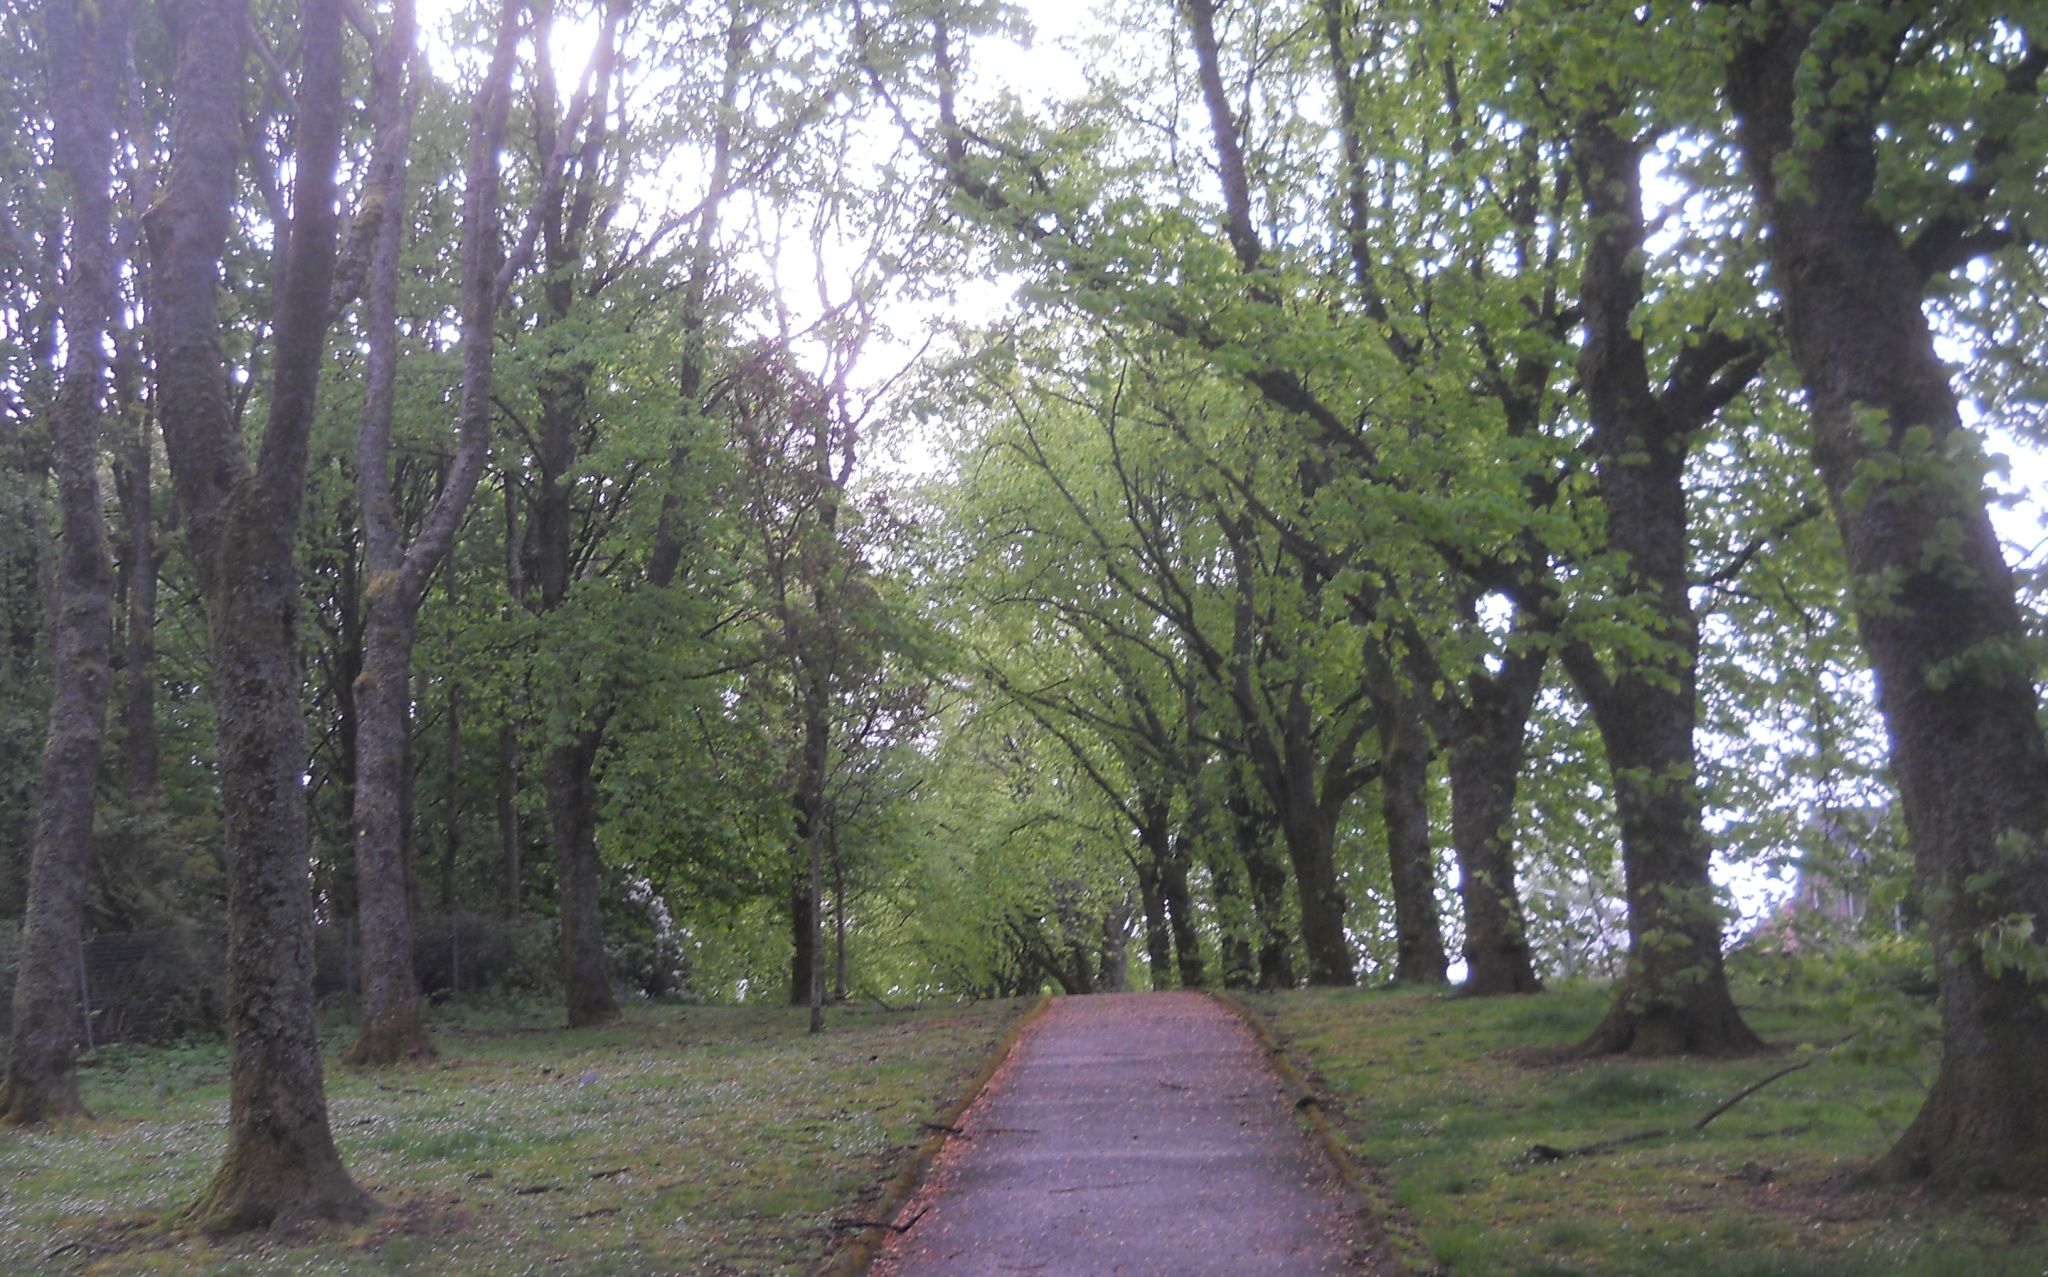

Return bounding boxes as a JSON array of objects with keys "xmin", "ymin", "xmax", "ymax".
[{"xmin": 3, "ymin": 0, "xmax": 2046, "ymax": 1211}]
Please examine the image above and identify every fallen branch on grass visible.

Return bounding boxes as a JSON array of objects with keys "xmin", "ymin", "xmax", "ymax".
[
  {"xmin": 1521, "ymin": 1055, "xmax": 1821, "ymax": 1165},
  {"xmin": 830, "ymin": 1205, "xmax": 929, "ymax": 1234},
  {"xmin": 1691, "ymin": 1059, "xmax": 1814, "ymax": 1133}
]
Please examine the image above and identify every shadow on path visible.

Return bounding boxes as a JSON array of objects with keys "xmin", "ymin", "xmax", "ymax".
[{"xmin": 871, "ymin": 991, "xmax": 1381, "ymax": 1275}]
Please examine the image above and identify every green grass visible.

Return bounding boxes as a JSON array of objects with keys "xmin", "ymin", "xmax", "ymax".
[
  {"xmin": 0, "ymin": 996, "xmax": 1030, "ymax": 1275},
  {"xmin": 1245, "ymin": 982, "xmax": 2048, "ymax": 1277}
]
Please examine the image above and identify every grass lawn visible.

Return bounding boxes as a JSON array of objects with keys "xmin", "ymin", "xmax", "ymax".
[
  {"xmin": 0, "ymin": 996, "xmax": 1030, "ymax": 1275},
  {"xmin": 1244, "ymin": 982, "xmax": 2048, "ymax": 1277}
]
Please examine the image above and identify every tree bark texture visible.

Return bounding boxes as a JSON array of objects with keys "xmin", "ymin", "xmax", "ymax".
[
  {"xmin": 1439, "ymin": 640, "xmax": 1547, "ymax": 995},
  {"xmin": 1566, "ymin": 109, "xmax": 1760, "ymax": 1058},
  {"xmin": 547, "ymin": 729, "xmax": 617, "ymax": 1026},
  {"xmin": 1136, "ymin": 802, "xmax": 1175, "ymax": 986},
  {"xmin": 1378, "ymin": 690, "xmax": 1449, "ymax": 985},
  {"xmin": 1229, "ymin": 780, "xmax": 1296, "ymax": 989},
  {"xmin": 144, "ymin": 0, "xmax": 372, "ymax": 1228},
  {"xmin": 1, "ymin": 0, "xmax": 125, "ymax": 1126},
  {"xmin": 1161, "ymin": 832, "xmax": 1205, "ymax": 988},
  {"xmin": 345, "ymin": 0, "xmax": 513, "ymax": 1065},
  {"xmin": 116, "ymin": 388, "xmax": 160, "ymax": 806},
  {"xmin": 343, "ymin": 0, "xmax": 431, "ymax": 1069},
  {"xmin": 1729, "ymin": 8, "xmax": 2048, "ymax": 1190}
]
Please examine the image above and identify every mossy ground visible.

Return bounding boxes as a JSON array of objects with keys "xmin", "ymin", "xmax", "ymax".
[
  {"xmin": 0, "ymin": 997, "xmax": 1029, "ymax": 1275},
  {"xmin": 1246, "ymin": 982, "xmax": 2048, "ymax": 1276}
]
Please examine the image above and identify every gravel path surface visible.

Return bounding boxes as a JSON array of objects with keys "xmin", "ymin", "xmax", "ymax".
[{"xmin": 870, "ymin": 991, "xmax": 1374, "ymax": 1275}]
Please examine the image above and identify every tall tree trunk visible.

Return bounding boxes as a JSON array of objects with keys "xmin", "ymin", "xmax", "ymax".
[
  {"xmin": 497, "ymin": 718, "xmax": 520, "ymax": 918},
  {"xmin": 145, "ymin": 0, "xmax": 372, "ymax": 1229},
  {"xmin": 344, "ymin": 0, "xmax": 434, "ymax": 1067},
  {"xmin": 0, "ymin": 0, "xmax": 125, "ymax": 1126},
  {"xmin": 1229, "ymin": 780, "xmax": 1296, "ymax": 989},
  {"xmin": 1565, "ymin": 107, "xmax": 1760, "ymax": 1058},
  {"xmin": 521, "ymin": 0, "xmax": 627, "ymax": 1030},
  {"xmin": 1377, "ymin": 689, "xmax": 1448, "ymax": 985},
  {"xmin": 1135, "ymin": 799, "xmax": 1175, "ymax": 986},
  {"xmin": 832, "ymin": 825, "xmax": 847, "ymax": 1002},
  {"xmin": 115, "ymin": 380, "xmax": 159, "ymax": 807},
  {"xmin": 548, "ymin": 729, "xmax": 616, "ymax": 1026},
  {"xmin": 1729, "ymin": 10, "xmax": 2048, "ymax": 1191},
  {"xmin": 439, "ymin": 546, "xmax": 462, "ymax": 915},
  {"xmin": 1274, "ymin": 775, "xmax": 1356, "ymax": 987},
  {"xmin": 498, "ymin": 476, "xmax": 523, "ymax": 920},
  {"xmin": 788, "ymin": 865, "xmax": 815, "ymax": 1006},
  {"xmin": 1162, "ymin": 832, "xmax": 1205, "ymax": 988},
  {"xmin": 1439, "ymin": 639, "xmax": 1547, "ymax": 996}
]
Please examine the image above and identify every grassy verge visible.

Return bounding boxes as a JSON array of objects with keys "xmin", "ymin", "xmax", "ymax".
[
  {"xmin": 1245, "ymin": 983, "xmax": 2047, "ymax": 1277},
  {"xmin": 0, "ymin": 997, "xmax": 1030, "ymax": 1275}
]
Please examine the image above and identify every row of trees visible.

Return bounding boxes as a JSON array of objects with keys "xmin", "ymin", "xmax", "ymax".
[
  {"xmin": 0, "ymin": 0, "xmax": 2044, "ymax": 1231},
  {"xmin": 0, "ymin": 0, "xmax": 951, "ymax": 1230},
  {"xmin": 859, "ymin": 0, "xmax": 2048, "ymax": 1193}
]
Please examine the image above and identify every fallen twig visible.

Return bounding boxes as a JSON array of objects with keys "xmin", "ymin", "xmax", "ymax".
[
  {"xmin": 588, "ymin": 1166, "xmax": 630, "ymax": 1179},
  {"xmin": 1693, "ymin": 1059, "xmax": 1813, "ymax": 1132},
  {"xmin": 1523, "ymin": 1049, "xmax": 1830, "ymax": 1165},
  {"xmin": 830, "ymin": 1205, "xmax": 928, "ymax": 1234}
]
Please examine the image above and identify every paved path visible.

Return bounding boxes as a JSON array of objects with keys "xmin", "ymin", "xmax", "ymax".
[{"xmin": 871, "ymin": 991, "xmax": 1372, "ymax": 1276}]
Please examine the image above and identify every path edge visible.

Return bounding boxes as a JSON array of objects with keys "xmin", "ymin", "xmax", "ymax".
[
  {"xmin": 1210, "ymin": 990, "xmax": 1414, "ymax": 1276},
  {"xmin": 818, "ymin": 992, "xmax": 1054, "ymax": 1277}
]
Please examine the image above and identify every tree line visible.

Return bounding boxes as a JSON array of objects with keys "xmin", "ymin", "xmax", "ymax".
[{"xmin": 0, "ymin": 0, "xmax": 2044, "ymax": 1232}]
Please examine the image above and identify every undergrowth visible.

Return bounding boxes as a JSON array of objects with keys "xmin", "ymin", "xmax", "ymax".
[{"xmin": 0, "ymin": 997, "xmax": 1028, "ymax": 1275}]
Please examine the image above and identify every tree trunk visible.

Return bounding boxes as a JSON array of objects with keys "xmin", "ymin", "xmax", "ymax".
[
  {"xmin": 1729, "ymin": 11, "xmax": 2048, "ymax": 1191},
  {"xmin": 0, "ymin": 0, "xmax": 124, "ymax": 1126},
  {"xmin": 1440, "ymin": 643, "xmax": 1546, "ymax": 996},
  {"xmin": 115, "ymin": 385, "xmax": 159, "ymax": 807},
  {"xmin": 1275, "ymin": 788, "xmax": 1355, "ymax": 987},
  {"xmin": 498, "ymin": 477, "xmax": 523, "ymax": 920},
  {"xmin": 145, "ymin": 0, "xmax": 373, "ymax": 1227},
  {"xmin": 497, "ymin": 718, "xmax": 521, "ymax": 919},
  {"xmin": 1565, "ymin": 105, "xmax": 1760, "ymax": 1058},
  {"xmin": 344, "ymin": 603, "xmax": 433, "ymax": 1064},
  {"xmin": 1205, "ymin": 841, "xmax": 1257, "ymax": 989},
  {"xmin": 548, "ymin": 730, "xmax": 616, "ymax": 1026},
  {"xmin": 1162, "ymin": 833, "xmax": 1205, "ymax": 988},
  {"xmin": 1378, "ymin": 692, "xmax": 1448, "ymax": 985},
  {"xmin": 832, "ymin": 826, "xmax": 847, "ymax": 1002},
  {"xmin": 1229, "ymin": 782, "xmax": 1296, "ymax": 989},
  {"xmin": 1136, "ymin": 810, "xmax": 1174, "ymax": 986}
]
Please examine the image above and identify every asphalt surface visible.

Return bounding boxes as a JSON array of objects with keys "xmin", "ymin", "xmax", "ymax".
[{"xmin": 870, "ymin": 990, "xmax": 1372, "ymax": 1276}]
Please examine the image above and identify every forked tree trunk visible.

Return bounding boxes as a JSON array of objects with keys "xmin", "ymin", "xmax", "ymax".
[
  {"xmin": 346, "ymin": 0, "xmax": 514, "ymax": 1065},
  {"xmin": 146, "ymin": 0, "xmax": 373, "ymax": 1230},
  {"xmin": 0, "ymin": 0, "xmax": 125, "ymax": 1126},
  {"xmin": 1565, "ymin": 108, "xmax": 1761, "ymax": 1058},
  {"xmin": 1729, "ymin": 10, "xmax": 2048, "ymax": 1191}
]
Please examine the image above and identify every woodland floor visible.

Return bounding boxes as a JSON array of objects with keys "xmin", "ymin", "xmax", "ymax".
[
  {"xmin": 1244, "ymin": 981, "xmax": 2048, "ymax": 1276},
  {"xmin": 8, "ymin": 980, "xmax": 2047, "ymax": 1276},
  {"xmin": 870, "ymin": 990, "xmax": 1378, "ymax": 1275},
  {"xmin": 0, "ymin": 997, "xmax": 1030, "ymax": 1275}
]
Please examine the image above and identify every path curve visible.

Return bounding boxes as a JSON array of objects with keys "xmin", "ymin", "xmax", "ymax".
[{"xmin": 870, "ymin": 990, "xmax": 1375, "ymax": 1275}]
